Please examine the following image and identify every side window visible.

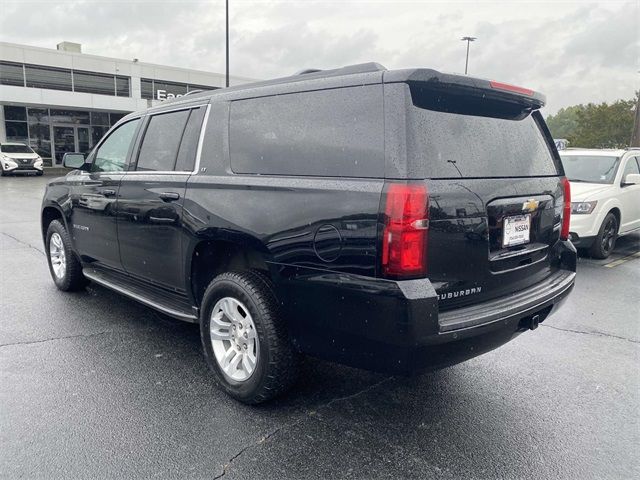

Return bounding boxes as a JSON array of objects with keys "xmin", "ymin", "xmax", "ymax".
[
  {"xmin": 136, "ymin": 109, "xmax": 190, "ymax": 171},
  {"xmin": 175, "ymin": 107, "xmax": 206, "ymax": 172},
  {"xmin": 622, "ymin": 157, "xmax": 640, "ymax": 179},
  {"xmin": 229, "ymin": 86, "xmax": 384, "ymax": 177},
  {"xmin": 92, "ymin": 118, "xmax": 141, "ymax": 172}
]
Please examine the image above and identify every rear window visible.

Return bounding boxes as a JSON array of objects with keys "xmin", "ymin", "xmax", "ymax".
[
  {"xmin": 407, "ymin": 103, "xmax": 560, "ymax": 178},
  {"xmin": 229, "ymin": 85, "xmax": 384, "ymax": 177}
]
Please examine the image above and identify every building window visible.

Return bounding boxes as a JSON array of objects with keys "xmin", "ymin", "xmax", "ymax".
[
  {"xmin": 73, "ymin": 70, "xmax": 117, "ymax": 96},
  {"xmin": 27, "ymin": 108, "xmax": 49, "ymax": 123},
  {"xmin": 4, "ymin": 105, "xmax": 27, "ymax": 121},
  {"xmin": 26, "ymin": 108, "xmax": 51, "ymax": 161},
  {"xmin": 27, "ymin": 123, "xmax": 51, "ymax": 160},
  {"xmin": 115, "ymin": 76, "xmax": 130, "ymax": 97},
  {"xmin": 4, "ymin": 106, "xmax": 28, "ymax": 144},
  {"xmin": 0, "ymin": 61, "xmax": 25, "ymax": 86},
  {"xmin": 5, "ymin": 122, "xmax": 28, "ymax": 141},
  {"xmin": 3, "ymin": 105, "xmax": 132, "ymax": 167},
  {"xmin": 91, "ymin": 126, "xmax": 109, "ymax": 147},
  {"xmin": 153, "ymin": 80, "xmax": 188, "ymax": 99},
  {"xmin": 24, "ymin": 64, "xmax": 73, "ymax": 91},
  {"xmin": 109, "ymin": 113, "xmax": 126, "ymax": 125},
  {"xmin": 188, "ymin": 84, "xmax": 214, "ymax": 92},
  {"xmin": 141, "ymin": 78, "xmax": 153, "ymax": 99},
  {"xmin": 2, "ymin": 61, "xmax": 130, "ymax": 97},
  {"xmin": 90, "ymin": 111, "xmax": 110, "ymax": 126},
  {"xmin": 49, "ymin": 109, "xmax": 90, "ymax": 125},
  {"xmin": 140, "ymin": 77, "xmax": 218, "ymax": 100}
]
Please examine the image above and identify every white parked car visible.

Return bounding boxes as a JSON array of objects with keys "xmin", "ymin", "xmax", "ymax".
[
  {"xmin": 0, "ymin": 142, "xmax": 44, "ymax": 176},
  {"xmin": 560, "ymin": 149, "xmax": 640, "ymax": 258}
]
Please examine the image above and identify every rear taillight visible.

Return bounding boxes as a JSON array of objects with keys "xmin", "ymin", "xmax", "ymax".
[
  {"xmin": 381, "ymin": 182, "xmax": 429, "ymax": 278},
  {"xmin": 560, "ymin": 177, "xmax": 571, "ymax": 240}
]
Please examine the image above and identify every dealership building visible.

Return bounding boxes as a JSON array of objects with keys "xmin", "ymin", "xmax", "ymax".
[{"xmin": 0, "ymin": 41, "xmax": 253, "ymax": 166}]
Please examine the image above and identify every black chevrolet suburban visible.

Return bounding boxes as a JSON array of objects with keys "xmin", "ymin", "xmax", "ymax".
[{"xmin": 41, "ymin": 63, "xmax": 576, "ymax": 404}]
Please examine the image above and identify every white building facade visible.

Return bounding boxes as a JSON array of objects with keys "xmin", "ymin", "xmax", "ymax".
[{"xmin": 0, "ymin": 41, "xmax": 252, "ymax": 166}]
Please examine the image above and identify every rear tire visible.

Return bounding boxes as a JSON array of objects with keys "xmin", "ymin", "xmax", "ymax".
[
  {"xmin": 589, "ymin": 212, "xmax": 618, "ymax": 259},
  {"xmin": 200, "ymin": 271, "xmax": 299, "ymax": 404},
  {"xmin": 45, "ymin": 220, "xmax": 87, "ymax": 291}
]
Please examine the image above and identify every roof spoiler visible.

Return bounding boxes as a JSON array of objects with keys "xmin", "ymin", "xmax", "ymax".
[{"xmin": 385, "ymin": 69, "xmax": 546, "ymax": 120}]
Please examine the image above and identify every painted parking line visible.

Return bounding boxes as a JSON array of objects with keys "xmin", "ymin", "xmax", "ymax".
[{"xmin": 603, "ymin": 251, "xmax": 640, "ymax": 268}]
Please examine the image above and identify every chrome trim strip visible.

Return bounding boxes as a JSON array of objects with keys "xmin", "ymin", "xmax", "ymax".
[
  {"xmin": 146, "ymin": 103, "xmax": 209, "ymax": 116},
  {"xmin": 193, "ymin": 103, "xmax": 212, "ymax": 175},
  {"xmin": 120, "ymin": 171, "xmax": 192, "ymax": 176},
  {"xmin": 115, "ymin": 103, "xmax": 211, "ymax": 177},
  {"xmin": 83, "ymin": 269, "xmax": 198, "ymax": 322}
]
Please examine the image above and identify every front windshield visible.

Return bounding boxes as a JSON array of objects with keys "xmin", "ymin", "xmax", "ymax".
[
  {"xmin": 1, "ymin": 144, "xmax": 34, "ymax": 154},
  {"xmin": 560, "ymin": 155, "xmax": 620, "ymax": 184}
]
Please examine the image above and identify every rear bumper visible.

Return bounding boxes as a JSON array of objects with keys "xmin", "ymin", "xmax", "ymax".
[{"xmin": 277, "ymin": 240, "xmax": 577, "ymax": 374}]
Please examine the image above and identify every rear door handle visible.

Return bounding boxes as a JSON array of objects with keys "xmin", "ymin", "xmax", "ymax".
[
  {"xmin": 159, "ymin": 192, "xmax": 180, "ymax": 202},
  {"xmin": 102, "ymin": 189, "xmax": 116, "ymax": 197}
]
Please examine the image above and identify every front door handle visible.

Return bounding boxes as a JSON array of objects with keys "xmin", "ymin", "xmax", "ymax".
[
  {"xmin": 102, "ymin": 189, "xmax": 116, "ymax": 197},
  {"xmin": 159, "ymin": 192, "xmax": 180, "ymax": 202}
]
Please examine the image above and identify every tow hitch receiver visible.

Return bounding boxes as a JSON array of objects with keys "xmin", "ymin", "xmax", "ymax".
[{"xmin": 520, "ymin": 313, "xmax": 541, "ymax": 331}]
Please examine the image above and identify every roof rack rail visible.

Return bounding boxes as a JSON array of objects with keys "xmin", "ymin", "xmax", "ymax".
[
  {"xmin": 183, "ymin": 89, "xmax": 205, "ymax": 96},
  {"xmin": 295, "ymin": 68, "xmax": 322, "ymax": 75},
  {"xmin": 292, "ymin": 62, "xmax": 386, "ymax": 78}
]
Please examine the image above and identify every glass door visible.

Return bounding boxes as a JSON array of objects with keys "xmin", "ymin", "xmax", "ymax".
[
  {"xmin": 77, "ymin": 127, "xmax": 90, "ymax": 154},
  {"xmin": 52, "ymin": 126, "xmax": 92, "ymax": 165},
  {"xmin": 53, "ymin": 126, "xmax": 75, "ymax": 165}
]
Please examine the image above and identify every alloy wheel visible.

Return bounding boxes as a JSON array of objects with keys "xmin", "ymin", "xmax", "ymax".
[
  {"xmin": 49, "ymin": 232, "xmax": 66, "ymax": 279},
  {"xmin": 210, "ymin": 297, "xmax": 259, "ymax": 382}
]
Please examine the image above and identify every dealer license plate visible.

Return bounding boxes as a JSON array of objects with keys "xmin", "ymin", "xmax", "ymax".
[{"xmin": 503, "ymin": 214, "xmax": 531, "ymax": 247}]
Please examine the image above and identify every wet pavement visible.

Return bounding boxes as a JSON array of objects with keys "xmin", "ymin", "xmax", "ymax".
[{"xmin": 1, "ymin": 174, "xmax": 638, "ymax": 479}]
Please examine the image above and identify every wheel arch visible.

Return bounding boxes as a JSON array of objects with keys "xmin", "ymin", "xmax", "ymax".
[
  {"xmin": 41, "ymin": 204, "xmax": 67, "ymax": 241},
  {"xmin": 187, "ymin": 236, "xmax": 274, "ymax": 308},
  {"xmin": 591, "ymin": 198, "xmax": 622, "ymax": 234},
  {"xmin": 606, "ymin": 207, "xmax": 621, "ymax": 227}
]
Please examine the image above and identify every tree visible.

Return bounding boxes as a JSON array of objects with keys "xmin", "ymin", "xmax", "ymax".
[
  {"xmin": 546, "ymin": 105, "xmax": 584, "ymax": 140},
  {"xmin": 546, "ymin": 93, "xmax": 637, "ymax": 149}
]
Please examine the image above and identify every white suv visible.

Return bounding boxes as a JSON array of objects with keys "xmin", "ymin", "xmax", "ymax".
[
  {"xmin": 560, "ymin": 149, "xmax": 640, "ymax": 258},
  {"xmin": 0, "ymin": 142, "xmax": 44, "ymax": 176}
]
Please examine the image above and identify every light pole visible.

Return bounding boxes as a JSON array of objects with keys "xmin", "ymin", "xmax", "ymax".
[
  {"xmin": 225, "ymin": 0, "xmax": 229, "ymax": 87},
  {"xmin": 461, "ymin": 36, "xmax": 476, "ymax": 75}
]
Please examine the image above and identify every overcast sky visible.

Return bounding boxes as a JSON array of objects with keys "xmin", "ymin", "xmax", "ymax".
[{"xmin": 0, "ymin": 0, "xmax": 637, "ymax": 114}]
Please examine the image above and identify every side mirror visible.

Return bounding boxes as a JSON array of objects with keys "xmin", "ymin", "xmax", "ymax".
[
  {"xmin": 63, "ymin": 152, "xmax": 86, "ymax": 170},
  {"xmin": 622, "ymin": 173, "xmax": 640, "ymax": 186}
]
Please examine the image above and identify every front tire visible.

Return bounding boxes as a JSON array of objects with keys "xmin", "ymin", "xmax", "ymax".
[
  {"xmin": 589, "ymin": 212, "xmax": 618, "ymax": 259},
  {"xmin": 45, "ymin": 220, "xmax": 87, "ymax": 291},
  {"xmin": 200, "ymin": 271, "xmax": 299, "ymax": 404}
]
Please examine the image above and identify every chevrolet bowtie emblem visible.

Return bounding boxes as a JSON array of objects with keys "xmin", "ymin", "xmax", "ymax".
[{"xmin": 522, "ymin": 199, "xmax": 539, "ymax": 212}]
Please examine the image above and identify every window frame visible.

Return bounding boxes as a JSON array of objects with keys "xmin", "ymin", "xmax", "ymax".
[{"xmin": 126, "ymin": 104, "xmax": 209, "ymax": 175}]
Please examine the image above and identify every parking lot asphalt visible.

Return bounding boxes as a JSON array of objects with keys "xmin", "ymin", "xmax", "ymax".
[{"xmin": 1, "ymin": 174, "xmax": 639, "ymax": 480}]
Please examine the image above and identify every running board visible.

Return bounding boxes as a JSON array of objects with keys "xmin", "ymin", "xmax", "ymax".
[{"xmin": 83, "ymin": 267, "xmax": 198, "ymax": 323}]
